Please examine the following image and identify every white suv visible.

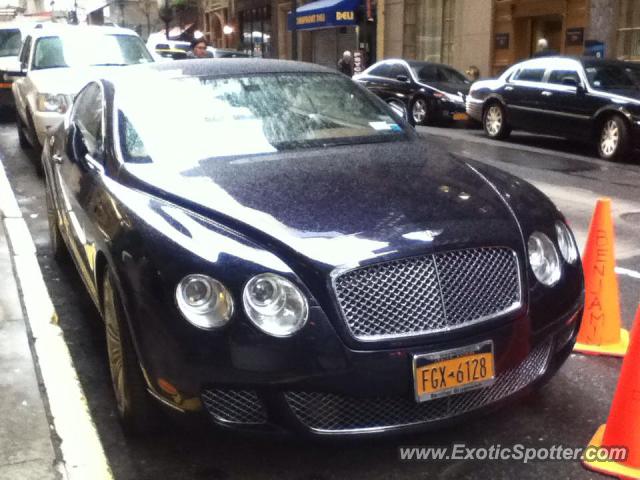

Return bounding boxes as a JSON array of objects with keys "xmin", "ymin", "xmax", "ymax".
[{"xmin": 11, "ymin": 24, "xmax": 153, "ymax": 152}]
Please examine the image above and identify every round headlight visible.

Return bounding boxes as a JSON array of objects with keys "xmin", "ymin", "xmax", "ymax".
[
  {"xmin": 555, "ymin": 221, "xmax": 578, "ymax": 265},
  {"xmin": 528, "ymin": 232, "xmax": 561, "ymax": 286},
  {"xmin": 176, "ymin": 274, "xmax": 234, "ymax": 329},
  {"xmin": 243, "ymin": 273, "xmax": 308, "ymax": 337}
]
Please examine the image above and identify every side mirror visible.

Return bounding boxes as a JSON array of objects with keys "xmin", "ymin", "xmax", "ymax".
[
  {"xmin": 396, "ymin": 74, "xmax": 409, "ymax": 83},
  {"xmin": 576, "ymin": 84, "xmax": 586, "ymax": 96}
]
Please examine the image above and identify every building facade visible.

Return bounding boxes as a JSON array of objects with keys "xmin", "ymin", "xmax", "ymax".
[{"xmin": 376, "ymin": 0, "xmax": 493, "ymax": 78}]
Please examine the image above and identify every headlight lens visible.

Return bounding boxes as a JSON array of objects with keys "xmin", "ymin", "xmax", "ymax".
[
  {"xmin": 36, "ymin": 93, "xmax": 69, "ymax": 113},
  {"xmin": 243, "ymin": 273, "xmax": 308, "ymax": 337},
  {"xmin": 528, "ymin": 232, "xmax": 561, "ymax": 286},
  {"xmin": 175, "ymin": 274, "xmax": 234, "ymax": 329},
  {"xmin": 555, "ymin": 221, "xmax": 578, "ymax": 264}
]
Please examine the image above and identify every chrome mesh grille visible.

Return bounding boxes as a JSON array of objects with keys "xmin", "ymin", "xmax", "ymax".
[
  {"xmin": 285, "ymin": 340, "xmax": 551, "ymax": 432},
  {"xmin": 201, "ymin": 389, "xmax": 267, "ymax": 424},
  {"xmin": 333, "ymin": 248, "xmax": 521, "ymax": 340}
]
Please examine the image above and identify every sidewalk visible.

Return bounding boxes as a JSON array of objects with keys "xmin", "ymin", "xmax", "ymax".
[
  {"xmin": 0, "ymin": 160, "xmax": 112, "ymax": 480},
  {"xmin": 0, "ymin": 220, "xmax": 61, "ymax": 479}
]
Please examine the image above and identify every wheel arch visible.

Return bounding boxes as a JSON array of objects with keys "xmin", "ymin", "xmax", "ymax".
[{"xmin": 591, "ymin": 107, "xmax": 632, "ymax": 141}]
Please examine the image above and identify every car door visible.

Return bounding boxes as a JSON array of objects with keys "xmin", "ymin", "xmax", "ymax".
[
  {"xmin": 55, "ymin": 82, "xmax": 106, "ymax": 297},
  {"xmin": 536, "ymin": 67, "xmax": 593, "ymax": 139},
  {"xmin": 12, "ymin": 35, "xmax": 32, "ymax": 124},
  {"xmin": 502, "ymin": 65, "xmax": 547, "ymax": 131}
]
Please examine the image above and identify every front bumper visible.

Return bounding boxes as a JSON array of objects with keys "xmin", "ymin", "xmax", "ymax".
[
  {"xmin": 435, "ymin": 99, "xmax": 468, "ymax": 121},
  {"xmin": 149, "ymin": 299, "xmax": 582, "ymax": 437}
]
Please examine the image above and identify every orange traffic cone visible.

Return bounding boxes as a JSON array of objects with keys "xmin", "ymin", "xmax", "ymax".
[
  {"xmin": 583, "ymin": 306, "xmax": 640, "ymax": 478},
  {"xmin": 574, "ymin": 198, "xmax": 629, "ymax": 357}
]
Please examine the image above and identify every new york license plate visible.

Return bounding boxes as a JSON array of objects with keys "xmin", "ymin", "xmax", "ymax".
[
  {"xmin": 413, "ymin": 341, "xmax": 495, "ymax": 402},
  {"xmin": 453, "ymin": 112, "xmax": 469, "ymax": 121}
]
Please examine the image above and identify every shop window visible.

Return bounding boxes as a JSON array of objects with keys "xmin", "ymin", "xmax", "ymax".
[
  {"xmin": 617, "ymin": 0, "xmax": 640, "ymax": 60},
  {"xmin": 239, "ymin": 6, "xmax": 272, "ymax": 57}
]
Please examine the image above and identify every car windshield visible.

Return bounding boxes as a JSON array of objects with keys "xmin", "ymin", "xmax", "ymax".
[
  {"xmin": 584, "ymin": 64, "xmax": 637, "ymax": 90},
  {"xmin": 0, "ymin": 29, "xmax": 22, "ymax": 57},
  {"xmin": 117, "ymin": 72, "xmax": 406, "ymax": 166},
  {"xmin": 33, "ymin": 33, "xmax": 153, "ymax": 69}
]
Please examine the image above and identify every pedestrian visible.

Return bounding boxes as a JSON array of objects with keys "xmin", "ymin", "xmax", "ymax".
[
  {"xmin": 337, "ymin": 50, "xmax": 354, "ymax": 77},
  {"xmin": 188, "ymin": 37, "xmax": 213, "ymax": 58},
  {"xmin": 465, "ymin": 65, "xmax": 480, "ymax": 81},
  {"xmin": 532, "ymin": 38, "xmax": 557, "ymax": 58}
]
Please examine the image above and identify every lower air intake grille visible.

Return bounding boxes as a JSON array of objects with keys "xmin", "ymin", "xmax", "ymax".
[
  {"xmin": 201, "ymin": 389, "xmax": 267, "ymax": 424},
  {"xmin": 285, "ymin": 340, "xmax": 551, "ymax": 432}
]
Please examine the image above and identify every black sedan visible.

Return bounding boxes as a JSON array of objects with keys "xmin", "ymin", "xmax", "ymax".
[
  {"xmin": 467, "ymin": 56, "xmax": 640, "ymax": 161},
  {"xmin": 354, "ymin": 59, "xmax": 471, "ymax": 126},
  {"xmin": 42, "ymin": 59, "xmax": 584, "ymax": 437}
]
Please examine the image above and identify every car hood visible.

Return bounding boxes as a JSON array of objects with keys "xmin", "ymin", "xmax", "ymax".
[
  {"xmin": 28, "ymin": 65, "xmax": 133, "ymax": 95},
  {"xmin": 121, "ymin": 140, "xmax": 525, "ymax": 271},
  {"xmin": 592, "ymin": 88, "xmax": 640, "ymax": 104},
  {"xmin": 0, "ymin": 56, "xmax": 19, "ymax": 71}
]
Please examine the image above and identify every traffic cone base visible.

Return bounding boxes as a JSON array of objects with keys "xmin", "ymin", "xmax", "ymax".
[
  {"xmin": 583, "ymin": 424, "xmax": 640, "ymax": 479},
  {"xmin": 574, "ymin": 328, "xmax": 629, "ymax": 357}
]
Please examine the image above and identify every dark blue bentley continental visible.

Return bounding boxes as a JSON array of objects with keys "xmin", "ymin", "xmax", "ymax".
[{"xmin": 42, "ymin": 59, "xmax": 584, "ymax": 436}]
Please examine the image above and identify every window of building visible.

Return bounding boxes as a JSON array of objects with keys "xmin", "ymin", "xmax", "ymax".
[
  {"xmin": 617, "ymin": 0, "xmax": 640, "ymax": 60},
  {"xmin": 416, "ymin": 0, "xmax": 456, "ymax": 64}
]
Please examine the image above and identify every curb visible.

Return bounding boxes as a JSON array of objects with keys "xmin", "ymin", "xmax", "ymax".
[{"xmin": 0, "ymin": 161, "xmax": 113, "ymax": 480}]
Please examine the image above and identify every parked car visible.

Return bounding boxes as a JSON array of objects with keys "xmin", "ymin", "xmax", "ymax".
[
  {"xmin": 353, "ymin": 59, "xmax": 471, "ymax": 126},
  {"xmin": 207, "ymin": 47, "xmax": 250, "ymax": 58},
  {"xmin": 466, "ymin": 56, "xmax": 640, "ymax": 161},
  {"xmin": 43, "ymin": 59, "xmax": 584, "ymax": 436},
  {"xmin": 0, "ymin": 22, "xmax": 38, "ymax": 109},
  {"xmin": 10, "ymin": 24, "xmax": 153, "ymax": 156}
]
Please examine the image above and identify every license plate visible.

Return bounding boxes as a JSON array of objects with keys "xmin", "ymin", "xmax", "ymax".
[
  {"xmin": 453, "ymin": 112, "xmax": 469, "ymax": 121},
  {"xmin": 413, "ymin": 341, "xmax": 495, "ymax": 402}
]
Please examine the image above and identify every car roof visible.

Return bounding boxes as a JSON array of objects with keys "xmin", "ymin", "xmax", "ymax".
[
  {"xmin": 26, "ymin": 24, "xmax": 140, "ymax": 39},
  {"xmin": 102, "ymin": 58, "xmax": 340, "ymax": 89}
]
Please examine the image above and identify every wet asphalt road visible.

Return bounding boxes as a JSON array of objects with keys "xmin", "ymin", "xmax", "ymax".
[{"xmin": 1, "ymin": 116, "xmax": 639, "ymax": 480}]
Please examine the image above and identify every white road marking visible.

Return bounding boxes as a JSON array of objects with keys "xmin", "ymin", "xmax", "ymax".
[{"xmin": 616, "ymin": 267, "xmax": 640, "ymax": 280}]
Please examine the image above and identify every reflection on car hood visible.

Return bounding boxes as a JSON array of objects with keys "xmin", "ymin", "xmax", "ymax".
[
  {"xmin": 123, "ymin": 140, "xmax": 523, "ymax": 270},
  {"xmin": 593, "ymin": 87, "xmax": 640, "ymax": 103}
]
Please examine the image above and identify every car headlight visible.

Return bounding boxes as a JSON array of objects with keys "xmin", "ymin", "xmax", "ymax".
[
  {"xmin": 175, "ymin": 274, "xmax": 234, "ymax": 329},
  {"xmin": 528, "ymin": 232, "xmax": 561, "ymax": 286},
  {"xmin": 36, "ymin": 93, "xmax": 69, "ymax": 114},
  {"xmin": 243, "ymin": 273, "xmax": 308, "ymax": 337},
  {"xmin": 555, "ymin": 221, "xmax": 578, "ymax": 264}
]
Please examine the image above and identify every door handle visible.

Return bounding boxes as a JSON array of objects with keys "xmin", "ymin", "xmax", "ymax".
[
  {"xmin": 52, "ymin": 154, "xmax": 63, "ymax": 164},
  {"xmin": 505, "ymin": 86, "xmax": 514, "ymax": 91},
  {"xmin": 541, "ymin": 91, "xmax": 553, "ymax": 96}
]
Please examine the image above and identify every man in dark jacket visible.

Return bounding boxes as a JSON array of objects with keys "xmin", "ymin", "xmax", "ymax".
[{"xmin": 337, "ymin": 50, "xmax": 354, "ymax": 77}]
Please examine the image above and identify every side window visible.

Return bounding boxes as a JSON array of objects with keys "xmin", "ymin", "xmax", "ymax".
[
  {"xmin": 19, "ymin": 36, "xmax": 31, "ymax": 69},
  {"xmin": 548, "ymin": 69, "xmax": 580, "ymax": 85},
  {"xmin": 416, "ymin": 65, "xmax": 438, "ymax": 82},
  {"xmin": 390, "ymin": 64, "xmax": 409, "ymax": 79},
  {"xmin": 71, "ymin": 83, "xmax": 103, "ymax": 157},
  {"xmin": 513, "ymin": 68, "xmax": 546, "ymax": 82},
  {"xmin": 369, "ymin": 64, "xmax": 392, "ymax": 78}
]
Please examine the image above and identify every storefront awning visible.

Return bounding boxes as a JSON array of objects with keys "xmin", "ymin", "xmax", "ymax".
[{"xmin": 287, "ymin": 0, "xmax": 359, "ymax": 31}]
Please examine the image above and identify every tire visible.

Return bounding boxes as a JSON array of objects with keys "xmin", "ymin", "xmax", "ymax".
[
  {"xmin": 16, "ymin": 111, "xmax": 30, "ymax": 150},
  {"xmin": 597, "ymin": 115, "xmax": 630, "ymax": 162},
  {"xmin": 483, "ymin": 102, "xmax": 511, "ymax": 140},
  {"xmin": 44, "ymin": 171, "xmax": 69, "ymax": 263},
  {"xmin": 410, "ymin": 97, "xmax": 430, "ymax": 126},
  {"xmin": 103, "ymin": 271, "xmax": 159, "ymax": 435}
]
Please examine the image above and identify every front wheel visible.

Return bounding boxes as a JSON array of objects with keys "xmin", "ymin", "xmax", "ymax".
[
  {"xmin": 597, "ymin": 116, "xmax": 630, "ymax": 162},
  {"xmin": 410, "ymin": 97, "xmax": 429, "ymax": 126},
  {"xmin": 103, "ymin": 271, "xmax": 159, "ymax": 435},
  {"xmin": 483, "ymin": 103, "xmax": 511, "ymax": 139}
]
